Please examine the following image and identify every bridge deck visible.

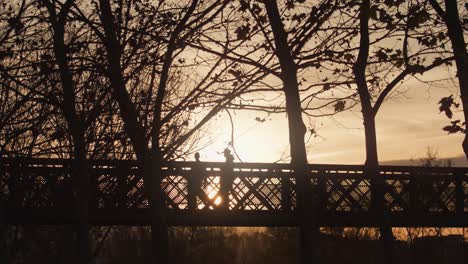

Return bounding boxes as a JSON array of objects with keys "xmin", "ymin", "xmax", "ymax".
[{"xmin": 1, "ymin": 158, "xmax": 467, "ymax": 227}]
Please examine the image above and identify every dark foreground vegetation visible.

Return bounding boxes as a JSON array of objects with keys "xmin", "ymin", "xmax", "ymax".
[{"xmin": 4, "ymin": 226, "xmax": 467, "ymax": 264}]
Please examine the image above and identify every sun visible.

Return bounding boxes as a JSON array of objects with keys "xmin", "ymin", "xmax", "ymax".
[
  {"xmin": 203, "ymin": 181, "xmax": 223, "ymax": 207},
  {"xmin": 195, "ymin": 111, "xmax": 290, "ymax": 163}
]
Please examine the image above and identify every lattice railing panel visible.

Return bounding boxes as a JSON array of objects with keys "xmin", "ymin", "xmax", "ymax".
[
  {"xmin": 97, "ymin": 173, "xmax": 119, "ymax": 208},
  {"xmin": 416, "ymin": 179, "xmax": 457, "ymax": 213},
  {"xmin": 261, "ymin": 177, "xmax": 283, "ymax": 209},
  {"xmin": 22, "ymin": 174, "xmax": 52, "ymax": 208},
  {"xmin": 1, "ymin": 159, "xmax": 467, "ymax": 219},
  {"xmin": 464, "ymin": 180, "xmax": 468, "ymax": 212},
  {"xmin": 126, "ymin": 173, "xmax": 146, "ymax": 208},
  {"xmin": 290, "ymin": 178, "xmax": 297, "ymax": 210},
  {"xmin": 162, "ymin": 176, "xmax": 188, "ymax": 210},
  {"xmin": 94, "ymin": 167, "xmax": 146, "ymax": 208},
  {"xmin": 3, "ymin": 167, "xmax": 71, "ymax": 208},
  {"xmin": 325, "ymin": 177, "xmax": 371, "ymax": 212},
  {"xmin": 384, "ymin": 179, "xmax": 410, "ymax": 212},
  {"xmin": 197, "ymin": 176, "xmax": 220, "ymax": 209},
  {"xmin": 230, "ymin": 177, "xmax": 281, "ymax": 210},
  {"xmin": 230, "ymin": 177, "xmax": 252, "ymax": 210}
]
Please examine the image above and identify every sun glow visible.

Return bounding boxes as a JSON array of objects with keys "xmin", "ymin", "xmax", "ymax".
[
  {"xmin": 213, "ymin": 196, "xmax": 222, "ymax": 206},
  {"xmin": 202, "ymin": 180, "xmax": 223, "ymax": 207},
  {"xmin": 206, "ymin": 186, "xmax": 217, "ymax": 199},
  {"xmin": 196, "ymin": 111, "xmax": 290, "ymax": 163},
  {"xmin": 194, "ymin": 82, "xmax": 466, "ymax": 166}
]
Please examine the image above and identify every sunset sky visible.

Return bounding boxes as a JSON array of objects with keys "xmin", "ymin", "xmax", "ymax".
[{"xmin": 199, "ymin": 69, "xmax": 465, "ymax": 165}]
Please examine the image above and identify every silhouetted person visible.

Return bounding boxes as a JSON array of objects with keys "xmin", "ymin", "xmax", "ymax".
[
  {"xmin": 219, "ymin": 149, "xmax": 234, "ymax": 210},
  {"xmin": 187, "ymin": 153, "xmax": 211, "ymax": 210}
]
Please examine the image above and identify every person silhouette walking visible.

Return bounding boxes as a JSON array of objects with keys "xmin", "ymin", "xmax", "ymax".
[
  {"xmin": 219, "ymin": 148, "xmax": 234, "ymax": 210},
  {"xmin": 188, "ymin": 152, "xmax": 215, "ymax": 210},
  {"xmin": 188, "ymin": 152, "xmax": 204, "ymax": 210}
]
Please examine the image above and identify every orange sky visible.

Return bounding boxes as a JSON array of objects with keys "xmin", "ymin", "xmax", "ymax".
[{"xmin": 198, "ymin": 70, "xmax": 465, "ymax": 165}]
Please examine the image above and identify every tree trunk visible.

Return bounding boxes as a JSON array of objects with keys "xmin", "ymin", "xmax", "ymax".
[
  {"xmin": 149, "ymin": 156, "xmax": 169, "ymax": 263},
  {"xmin": 353, "ymin": 1, "xmax": 394, "ymax": 263},
  {"xmin": 362, "ymin": 113, "xmax": 394, "ymax": 264},
  {"xmin": 444, "ymin": 0, "xmax": 468, "ymax": 159},
  {"xmin": 48, "ymin": 3, "xmax": 91, "ymax": 262},
  {"xmin": 72, "ymin": 140, "xmax": 90, "ymax": 264},
  {"xmin": 145, "ymin": 1, "xmax": 198, "ymax": 259},
  {"xmin": 98, "ymin": 1, "xmax": 168, "ymax": 263},
  {"xmin": 263, "ymin": 1, "xmax": 320, "ymax": 263}
]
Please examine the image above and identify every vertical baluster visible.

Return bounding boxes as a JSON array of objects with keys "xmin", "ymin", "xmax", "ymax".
[
  {"xmin": 187, "ymin": 167, "xmax": 196, "ymax": 210},
  {"xmin": 9, "ymin": 159, "xmax": 25, "ymax": 208},
  {"xmin": 89, "ymin": 164, "xmax": 98, "ymax": 209},
  {"xmin": 409, "ymin": 169, "xmax": 419, "ymax": 214},
  {"xmin": 455, "ymin": 169, "xmax": 465, "ymax": 216},
  {"xmin": 317, "ymin": 169, "xmax": 326, "ymax": 216},
  {"xmin": 220, "ymin": 161, "xmax": 233, "ymax": 210},
  {"xmin": 368, "ymin": 166, "xmax": 381, "ymax": 219},
  {"xmin": 281, "ymin": 169, "xmax": 292, "ymax": 211},
  {"xmin": 62, "ymin": 161, "xmax": 74, "ymax": 218},
  {"xmin": 115, "ymin": 163, "xmax": 129, "ymax": 208}
]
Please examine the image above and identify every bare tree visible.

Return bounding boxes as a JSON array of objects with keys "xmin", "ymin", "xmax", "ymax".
[
  {"xmin": 39, "ymin": 1, "xmax": 92, "ymax": 262},
  {"xmin": 349, "ymin": 0, "xmax": 457, "ymax": 262},
  {"xmin": 0, "ymin": 0, "xmax": 125, "ymax": 261},
  {"xmin": 352, "ymin": 1, "xmax": 396, "ymax": 262},
  {"xmin": 189, "ymin": 1, "xmax": 350, "ymax": 262},
  {"xmin": 68, "ymin": 0, "xmax": 244, "ymax": 262},
  {"xmin": 261, "ymin": 1, "xmax": 321, "ymax": 263}
]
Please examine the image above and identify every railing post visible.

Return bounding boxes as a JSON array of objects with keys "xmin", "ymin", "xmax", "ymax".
[
  {"xmin": 8, "ymin": 159, "xmax": 26, "ymax": 208},
  {"xmin": 409, "ymin": 169, "xmax": 419, "ymax": 214},
  {"xmin": 317, "ymin": 169, "xmax": 326, "ymax": 216},
  {"xmin": 369, "ymin": 166, "xmax": 383, "ymax": 219},
  {"xmin": 281, "ymin": 170, "xmax": 292, "ymax": 211},
  {"xmin": 187, "ymin": 166, "xmax": 197, "ymax": 210},
  {"xmin": 455, "ymin": 169, "xmax": 465, "ymax": 216},
  {"xmin": 115, "ymin": 163, "xmax": 129, "ymax": 208},
  {"xmin": 220, "ymin": 160, "xmax": 234, "ymax": 210},
  {"xmin": 89, "ymin": 165, "xmax": 98, "ymax": 209}
]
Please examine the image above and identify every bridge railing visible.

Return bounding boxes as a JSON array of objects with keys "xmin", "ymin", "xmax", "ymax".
[{"xmin": 1, "ymin": 158, "xmax": 467, "ymax": 217}]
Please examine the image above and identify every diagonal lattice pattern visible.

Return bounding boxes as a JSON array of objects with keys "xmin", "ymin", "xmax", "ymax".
[
  {"xmin": 416, "ymin": 179, "xmax": 457, "ymax": 213},
  {"xmin": 384, "ymin": 179, "xmax": 410, "ymax": 212},
  {"xmin": 2, "ymin": 158, "xmax": 467, "ymax": 226},
  {"xmin": 325, "ymin": 178, "xmax": 371, "ymax": 212},
  {"xmin": 162, "ymin": 175, "xmax": 188, "ymax": 209},
  {"xmin": 464, "ymin": 180, "xmax": 468, "ymax": 212}
]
